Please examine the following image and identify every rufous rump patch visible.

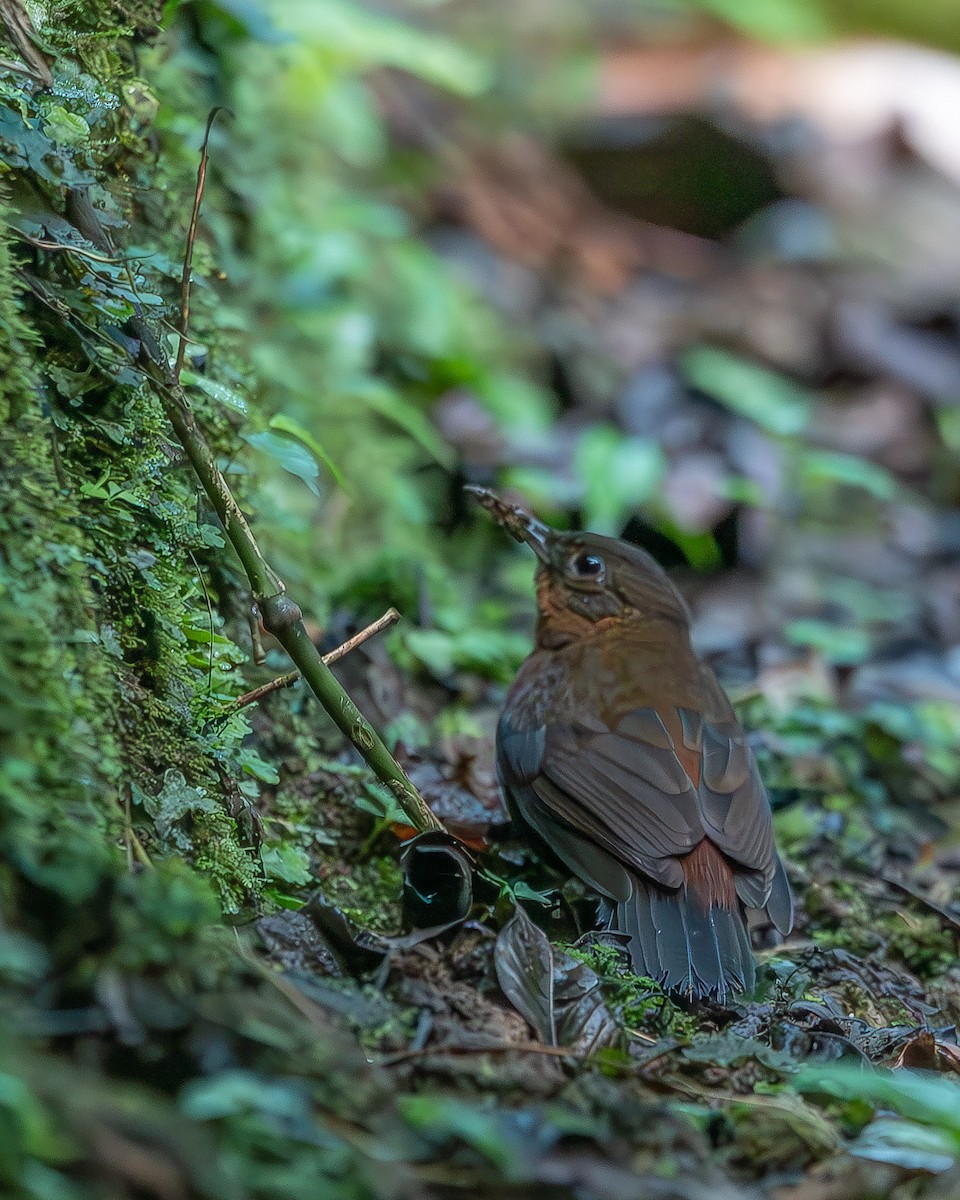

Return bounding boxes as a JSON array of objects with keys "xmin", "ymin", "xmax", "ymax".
[{"xmin": 681, "ymin": 838, "xmax": 737, "ymax": 910}]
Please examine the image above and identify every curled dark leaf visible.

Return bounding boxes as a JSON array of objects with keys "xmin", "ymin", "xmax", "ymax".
[
  {"xmin": 304, "ymin": 892, "xmax": 386, "ymax": 975},
  {"xmin": 495, "ymin": 904, "xmax": 556, "ymax": 1046},
  {"xmin": 495, "ymin": 906, "xmax": 620, "ymax": 1053},
  {"xmin": 401, "ymin": 831, "xmax": 475, "ymax": 929},
  {"xmin": 553, "ymin": 954, "xmax": 619, "ymax": 1055}
]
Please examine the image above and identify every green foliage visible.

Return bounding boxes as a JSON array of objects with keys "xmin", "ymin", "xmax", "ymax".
[
  {"xmin": 745, "ymin": 690, "xmax": 960, "ymax": 816},
  {"xmin": 692, "ymin": 0, "xmax": 960, "ymax": 54},
  {"xmin": 797, "ymin": 1066, "xmax": 960, "ymax": 1173},
  {"xmin": 0, "ymin": 407, "xmax": 116, "ymax": 903},
  {"xmin": 563, "ymin": 941, "xmax": 697, "ymax": 1040},
  {"xmin": 0, "ymin": 0, "xmax": 265, "ymax": 913},
  {"xmin": 110, "ymin": 861, "xmax": 222, "ymax": 969},
  {"xmin": 683, "ymin": 346, "xmax": 813, "ymax": 436},
  {"xmin": 399, "ymin": 1094, "xmax": 534, "ymax": 1175},
  {"xmin": 135, "ymin": 0, "xmax": 534, "ymax": 623},
  {"xmin": 317, "ymin": 853, "xmax": 403, "ymax": 934},
  {"xmin": 683, "ymin": 346, "xmax": 903, "ymax": 562},
  {"xmin": 0, "ymin": 214, "xmax": 39, "ymax": 420},
  {"xmin": 574, "ymin": 426, "xmax": 666, "ymax": 536}
]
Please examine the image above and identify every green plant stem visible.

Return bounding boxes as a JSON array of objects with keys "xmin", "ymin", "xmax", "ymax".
[
  {"xmin": 159, "ymin": 384, "xmax": 284, "ymax": 598},
  {"xmin": 271, "ymin": 620, "xmax": 440, "ymax": 832},
  {"xmin": 235, "ymin": 607, "xmax": 400, "ymax": 711},
  {"xmin": 150, "ymin": 375, "xmax": 442, "ymax": 834}
]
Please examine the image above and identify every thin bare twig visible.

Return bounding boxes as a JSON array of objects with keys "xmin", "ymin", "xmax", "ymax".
[
  {"xmin": 234, "ymin": 669, "xmax": 300, "ymax": 711},
  {"xmin": 122, "ymin": 787, "xmax": 133, "ymax": 872},
  {"xmin": 248, "ymin": 605, "xmax": 266, "ymax": 664},
  {"xmin": 118, "ymin": 786, "xmax": 153, "ymax": 871},
  {"xmin": 234, "ymin": 607, "xmax": 400, "ymax": 711},
  {"xmin": 324, "ymin": 607, "xmax": 401, "ymax": 666},
  {"xmin": 174, "ymin": 107, "xmax": 228, "ymax": 381}
]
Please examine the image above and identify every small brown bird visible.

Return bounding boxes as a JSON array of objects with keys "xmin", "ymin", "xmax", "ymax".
[{"xmin": 471, "ymin": 487, "xmax": 792, "ymax": 1000}]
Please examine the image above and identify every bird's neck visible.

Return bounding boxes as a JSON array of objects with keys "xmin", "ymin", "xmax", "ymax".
[
  {"xmin": 532, "ymin": 616, "xmax": 703, "ymax": 715},
  {"xmin": 535, "ymin": 610, "xmax": 690, "ymax": 653}
]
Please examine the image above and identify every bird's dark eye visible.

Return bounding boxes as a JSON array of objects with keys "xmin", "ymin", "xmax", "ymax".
[{"xmin": 568, "ymin": 550, "xmax": 605, "ymax": 581}]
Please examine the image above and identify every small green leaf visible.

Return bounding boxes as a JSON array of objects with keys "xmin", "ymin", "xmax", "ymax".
[
  {"xmin": 236, "ymin": 746, "xmax": 280, "ymax": 784},
  {"xmin": 785, "ymin": 619, "xmax": 871, "ymax": 665},
  {"xmin": 41, "ymin": 107, "xmax": 89, "ymax": 147},
  {"xmin": 800, "ymin": 449, "xmax": 898, "ymax": 500},
  {"xmin": 697, "ymin": 0, "xmax": 831, "ymax": 41},
  {"xmin": 512, "ymin": 881, "xmax": 557, "ymax": 905},
  {"xmin": 656, "ymin": 520, "xmax": 723, "ymax": 570},
  {"xmin": 198, "ymin": 523, "xmax": 225, "ymax": 548},
  {"xmin": 796, "ymin": 1064, "xmax": 960, "ymax": 1140},
  {"xmin": 182, "ymin": 370, "xmax": 249, "ymax": 414},
  {"xmin": 575, "ymin": 425, "xmax": 665, "ymax": 534},
  {"xmin": 355, "ymin": 781, "xmax": 407, "ymax": 825},
  {"xmin": 398, "ymin": 1096, "xmax": 521, "ymax": 1170},
  {"xmin": 181, "ymin": 1070, "xmax": 311, "ymax": 1122},
  {"xmin": 851, "ymin": 1118, "xmax": 957, "ymax": 1173},
  {"xmin": 244, "ymin": 429, "xmax": 321, "ymax": 496},
  {"xmin": 280, "ymin": 0, "xmax": 491, "ymax": 96},
  {"xmin": 261, "ymin": 843, "xmax": 311, "ymax": 886},
  {"xmin": 267, "ymin": 414, "xmax": 348, "ymax": 490},
  {"xmin": 402, "ymin": 628, "xmax": 455, "ymax": 677},
  {"xmin": 476, "ymin": 371, "xmax": 554, "ymax": 436},
  {"xmin": 683, "ymin": 346, "xmax": 812, "ymax": 436}
]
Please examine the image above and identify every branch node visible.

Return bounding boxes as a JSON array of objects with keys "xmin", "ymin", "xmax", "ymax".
[{"xmin": 259, "ymin": 593, "xmax": 303, "ymax": 634}]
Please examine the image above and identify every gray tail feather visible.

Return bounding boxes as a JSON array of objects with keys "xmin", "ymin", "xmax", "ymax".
[{"xmin": 615, "ymin": 876, "xmax": 755, "ymax": 1002}]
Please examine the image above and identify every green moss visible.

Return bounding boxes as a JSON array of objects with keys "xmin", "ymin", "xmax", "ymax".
[
  {"xmin": 316, "ymin": 853, "xmax": 404, "ymax": 935},
  {"xmin": 0, "ymin": 5, "xmax": 271, "ymax": 906},
  {"xmin": 193, "ymin": 809, "xmax": 262, "ymax": 915},
  {"xmin": 563, "ymin": 942, "xmax": 699, "ymax": 1040},
  {"xmin": 806, "ymin": 875, "xmax": 957, "ymax": 980},
  {"xmin": 0, "ymin": 212, "xmax": 40, "ymax": 421},
  {"xmin": 880, "ymin": 911, "xmax": 957, "ymax": 978},
  {"xmin": 804, "ymin": 879, "xmax": 884, "ymax": 957},
  {"xmin": 809, "ymin": 927, "xmax": 884, "ymax": 957}
]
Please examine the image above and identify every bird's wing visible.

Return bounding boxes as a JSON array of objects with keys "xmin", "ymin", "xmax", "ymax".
[
  {"xmin": 499, "ymin": 704, "xmax": 783, "ymax": 909},
  {"xmin": 666, "ymin": 707, "xmax": 785, "ymax": 917},
  {"xmin": 499, "ymin": 706, "xmax": 702, "ymax": 889}
]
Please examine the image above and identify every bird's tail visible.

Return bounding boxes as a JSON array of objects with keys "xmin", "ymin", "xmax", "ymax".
[{"xmin": 614, "ymin": 874, "xmax": 755, "ymax": 1002}]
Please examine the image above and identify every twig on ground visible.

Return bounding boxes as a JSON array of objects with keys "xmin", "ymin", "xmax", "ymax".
[
  {"xmin": 234, "ymin": 669, "xmax": 301, "ymax": 711},
  {"xmin": 323, "ymin": 606, "xmax": 401, "ymax": 666}
]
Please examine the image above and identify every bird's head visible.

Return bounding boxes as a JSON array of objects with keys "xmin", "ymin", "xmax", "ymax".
[{"xmin": 468, "ymin": 487, "xmax": 690, "ymax": 649}]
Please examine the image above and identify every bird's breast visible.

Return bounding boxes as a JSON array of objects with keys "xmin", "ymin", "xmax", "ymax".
[{"xmin": 506, "ymin": 630, "xmax": 706, "ymax": 733}]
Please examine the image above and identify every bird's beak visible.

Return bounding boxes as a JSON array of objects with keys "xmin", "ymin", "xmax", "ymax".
[{"xmin": 465, "ymin": 486, "xmax": 553, "ymax": 565}]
